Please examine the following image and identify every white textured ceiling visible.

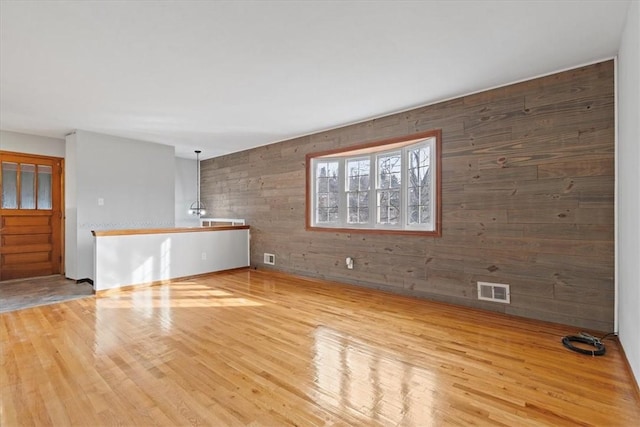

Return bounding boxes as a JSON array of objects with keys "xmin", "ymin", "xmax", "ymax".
[{"xmin": 0, "ymin": 1, "xmax": 631, "ymax": 159}]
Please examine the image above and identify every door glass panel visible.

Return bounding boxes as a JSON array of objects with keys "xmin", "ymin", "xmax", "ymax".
[
  {"xmin": 1, "ymin": 162, "xmax": 18, "ymax": 209},
  {"xmin": 37, "ymin": 165, "xmax": 52, "ymax": 209},
  {"xmin": 20, "ymin": 164, "xmax": 36, "ymax": 209}
]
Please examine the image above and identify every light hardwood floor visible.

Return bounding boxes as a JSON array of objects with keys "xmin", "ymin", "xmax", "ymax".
[{"xmin": 1, "ymin": 269, "xmax": 638, "ymax": 426}]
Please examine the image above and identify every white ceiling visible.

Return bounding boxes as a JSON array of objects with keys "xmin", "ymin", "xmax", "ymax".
[{"xmin": 0, "ymin": 1, "xmax": 631, "ymax": 159}]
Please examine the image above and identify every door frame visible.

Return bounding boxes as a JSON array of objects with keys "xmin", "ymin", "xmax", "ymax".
[{"xmin": 0, "ymin": 150, "xmax": 65, "ymax": 278}]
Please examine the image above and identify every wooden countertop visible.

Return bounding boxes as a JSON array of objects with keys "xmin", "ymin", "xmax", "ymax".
[{"xmin": 92, "ymin": 225, "xmax": 249, "ymax": 237}]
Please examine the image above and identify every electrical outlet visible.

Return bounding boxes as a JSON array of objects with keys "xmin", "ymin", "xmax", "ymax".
[
  {"xmin": 201, "ymin": 252, "xmax": 207, "ymax": 260},
  {"xmin": 346, "ymin": 257, "xmax": 354, "ymax": 269}
]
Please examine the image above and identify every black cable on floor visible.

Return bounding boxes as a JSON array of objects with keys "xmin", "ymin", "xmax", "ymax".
[
  {"xmin": 561, "ymin": 332, "xmax": 607, "ymax": 356},
  {"xmin": 599, "ymin": 332, "xmax": 617, "ymax": 341}
]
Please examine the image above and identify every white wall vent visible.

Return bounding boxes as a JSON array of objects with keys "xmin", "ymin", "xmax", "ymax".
[
  {"xmin": 477, "ymin": 282, "xmax": 510, "ymax": 304},
  {"xmin": 264, "ymin": 253, "xmax": 275, "ymax": 265}
]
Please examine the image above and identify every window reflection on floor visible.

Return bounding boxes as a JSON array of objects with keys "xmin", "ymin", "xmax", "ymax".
[
  {"xmin": 313, "ymin": 326, "xmax": 436, "ymax": 425},
  {"xmin": 94, "ymin": 282, "xmax": 263, "ymax": 355}
]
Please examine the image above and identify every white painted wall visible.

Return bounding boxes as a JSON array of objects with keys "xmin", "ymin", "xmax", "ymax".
[
  {"xmin": 94, "ymin": 229, "xmax": 250, "ymax": 291},
  {"xmin": 65, "ymin": 133, "xmax": 79, "ymax": 278},
  {"xmin": 617, "ymin": 0, "xmax": 639, "ymax": 387},
  {"xmin": 175, "ymin": 157, "xmax": 200, "ymax": 227},
  {"xmin": 65, "ymin": 130, "xmax": 175, "ymax": 280},
  {"xmin": 0, "ymin": 130, "xmax": 65, "ymax": 157}
]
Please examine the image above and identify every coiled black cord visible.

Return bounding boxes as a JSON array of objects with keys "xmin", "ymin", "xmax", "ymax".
[{"xmin": 561, "ymin": 332, "xmax": 609, "ymax": 356}]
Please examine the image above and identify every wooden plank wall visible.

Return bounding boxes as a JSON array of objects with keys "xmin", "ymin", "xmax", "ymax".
[{"xmin": 201, "ymin": 61, "xmax": 615, "ymax": 331}]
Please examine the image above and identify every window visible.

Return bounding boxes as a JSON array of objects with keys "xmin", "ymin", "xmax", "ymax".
[
  {"xmin": 306, "ymin": 130, "xmax": 441, "ymax": 236},
  {"xmin": 1, "ymin": 161, "xmax": 52, "ymax": 210}
]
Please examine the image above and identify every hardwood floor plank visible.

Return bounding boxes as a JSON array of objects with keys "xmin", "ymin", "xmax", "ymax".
[{"xmin": 1, "ymin": 268, "xmax": 639, "ymax": 426}]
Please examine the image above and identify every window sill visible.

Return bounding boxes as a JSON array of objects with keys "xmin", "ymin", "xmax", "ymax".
[{"xmin": 305, "ymin": 225, "xmax": 441, "ymax": 237}]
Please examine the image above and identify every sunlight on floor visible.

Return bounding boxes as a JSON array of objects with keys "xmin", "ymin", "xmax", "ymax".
[
  {"xmin": 93, "ymin": 282, "xmax": 264, "ymax": 355},
  {"xmin": 97, "ymin": 297, "xmax": 263, "ymax": 309},
  {"xmin": 97, "ymin": 284, "xmax": 263, "ymax": 309},
  {"xmin": 313, "ymin": 326, "xmax": 437, "ymax": 425}
]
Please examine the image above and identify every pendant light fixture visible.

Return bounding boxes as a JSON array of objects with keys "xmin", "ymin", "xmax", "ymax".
[{"xmin": 188, "ymin": 150, "xmax": 206, "ymax": 216}]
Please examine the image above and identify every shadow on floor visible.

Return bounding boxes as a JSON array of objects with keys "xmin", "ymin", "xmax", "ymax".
[{"xmin": 0, "ymin": 275, "xmax": 94, "ymax": 313}]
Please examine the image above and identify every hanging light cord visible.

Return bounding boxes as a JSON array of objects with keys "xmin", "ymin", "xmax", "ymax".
[
  {"xmin": 189, "ymin": 150, "xmax": 206, "ymax": 216},
  {"xmin": 196, "ymin": 150, "xmax": 200, "ymax": 211}
]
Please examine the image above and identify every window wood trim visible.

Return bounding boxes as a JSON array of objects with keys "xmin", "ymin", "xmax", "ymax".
[{"xmin": 305, "ymin": 129, "xmax": 442, "ymax": 237}]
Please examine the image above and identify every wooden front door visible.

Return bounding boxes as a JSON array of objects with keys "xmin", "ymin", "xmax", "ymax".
[{"xmin": 0, "ymin": 152, "xmax": 63, "ymax": 281}]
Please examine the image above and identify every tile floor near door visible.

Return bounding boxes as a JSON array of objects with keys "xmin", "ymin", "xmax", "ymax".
[{"xmin": 0, "ymin": 275, "xmax": 94, "ymax": 313}]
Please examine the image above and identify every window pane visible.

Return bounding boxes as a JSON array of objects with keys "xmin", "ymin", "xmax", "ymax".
[
  {"xmin": 408, "ymin": 204, "xmax": 431, "ymax": 225},
  {"xmin": 347, "ymin": 195, "xmax": 369, "ymax": 224},
  {"xmin": 348, "ymin": 207, "xmax": 365, "ymax": 223},
  {"xmin": 358, "ymin": 192, "xmax": 370, "ymax": 223},
  {"xmin": 317, "ymin": 209, "xmax": 328, "ymax": 222},
  {"xmin": 37, "ymin": 165, "xmax": 53, "ymax": 209},
  {"xmin": 2, "ymin": 162, "xmax": 18, "ymax": 209},
  {"xmin": 377, "ymin": 153, "xmax": 401, "ymax": 190},
  {"xmin": 407, "ymin": 144, "xmax": 431, "ymax": 225},
  {"xmin": 377, "ymin": 190, "xmax": 400, "ymax": 224},
  {"xmin": 328, "ymin": 192, "xmax": 339, "ymax": 207},
  {"xmin": 318, "ymin": 177, "xmax": 328, "ymax": 193},
  {"xmin": 328, "ymin": 207, "xmax": 339, "ymax": 223},
  {"xmin": 317, "ymin": 162, "xmax": 339, "ymax": 179},
  {"xmin": 408, "ymin": 205, "xmax": 419, "ymax": 224},
  {"xmin": 20, "ymin": 164, "xmax": 36, "ymax": 209}
]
